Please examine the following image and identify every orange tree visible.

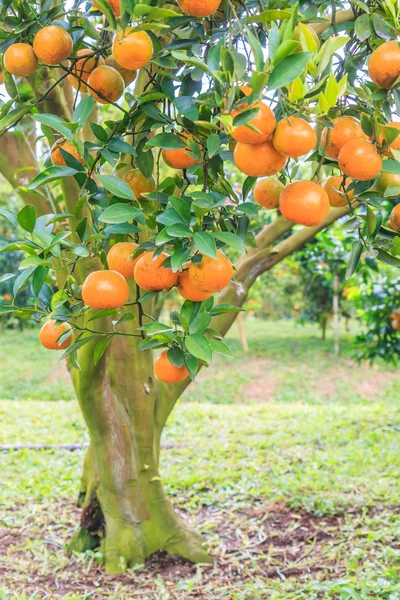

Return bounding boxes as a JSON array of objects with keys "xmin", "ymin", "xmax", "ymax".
[{"xmin": 0, "ymin": 0, "xmax": 400, "ymax": 574}]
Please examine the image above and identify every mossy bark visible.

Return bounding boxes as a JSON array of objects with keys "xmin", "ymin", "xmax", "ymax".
[{"xmin": 67, "ymin": 301, "xmax": 211, "ymax": 574}]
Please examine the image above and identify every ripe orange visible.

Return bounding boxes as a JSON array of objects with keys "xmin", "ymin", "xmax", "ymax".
[
  {"xmin": 390, "ymin": 204, "xmax": 400, "ymax": 232},
  {"xmin": 390, "ymin": 309, "xmax": 400, "ymax": 331},
  {"xmin": 378, "ymin": 121, "xmax": 400, "ymax": 157},
  {"xmin": 113, "ymin": 29, "xmax": 153, "ymax": 70},
  {"xmin": 82, "ymin": 270, "xmax": 129, "ymax": 309},
  {"xmin": 107, "ymin": 242, "xmax": 139, "ymax": 279},
  {"xmin": 188, "ymin": 250, "xmax": 233, "ymax": 293},
  {"xmin": 124, "ymin": 169, "xmax": 156, "ymax": 200},
  {"xmin": 51, "ymin": 138, "xmax": 84, "ymax": 166},
  {"xmin": 162, "ymin": 134, "xmax": 200, "ymax": 170},
  {"xmin": 177, "ymin": 270, "xmax": 213, "ymax": 301},
  {"xmin": 234, "ymin": 140, "xmax": 286, "ymax": 177},
  {"xmin": 280, "ymin": 181, "xmax": 330, "ymax": 226},
  {"xmin": 253, "ymin": 178, "xmax": 284, "ymax": 209},
  {"xmin": 368, "ymin": 41, "xmax": 400, "ymax": 89},
  {"xmin": 376, "ymin": 172, "xmax": 400, "ymax": 195},
  {"xmin": 105, "ymin": 54, "xmax": 137, "ymax": 85},
  {"xmin": 392, "ymin": 318, "xmax": 400, "ymax": 331},
  {"xmin": 178, "ymin": 0, "xmax": 221, "ymax": 17},
  {"xmin": 87, "ymin": 65, "xmax": 125, "ymax": 104},
  {"xmin": 68, "ymin": 49, "xmax": 105, "ymax": 92},
  {"xmin": 273, "ymin": 117, "xmax": 316, "ymax": 158},
  {"xmin": 338, "ymin": 139, "xmax": 382, "ymax": 181},
  {"xmin": 231, "ymin": 101, "xmax": 276, "ymax": 145},
  {"xmin": 33, "ymin": 25, "xmax": 73, "ymax": 65},
  {"xmin": 39, "ymin": 320, "xmax": 73, "ymax": 350},
  {"xmin": 94, "ymin": 0, "xmax": 120, "ymax": 16},
  {"xmin": 4, "ymin": 43, "xmax": 38, "ymax": 77},
  {"xmin": 322, "ymin": 176, "xmax": 354, "ymax": 208},
  {"xmin": 154, "ymin": 350, "xmax": 188, "ymax": 383},
  {"xmin": 134, "ymin": 251, "xmax": 178, "ymax": 291},
  {"xmin": 321, "ymin": 116, "xmax": 368, "ymax": 160}
]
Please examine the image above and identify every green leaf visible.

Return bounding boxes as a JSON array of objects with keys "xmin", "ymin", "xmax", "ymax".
[
  {"xmin": 138, "ymin": 338, "xmax": 165, "ymax": 351},
  {"xmin": 94, "ymin": 336, "xmax": 113, "ymax": 365},
  {"xmin": 73, "ymin": 96, "xmax": 95, "ymax": 130},
  {"xmin": 377, "ymin": 249, "xmax": 400, "ymax": 267},
  {"xmin": 146, "ymin": 133, "xmax": 186, "ymax": 150},
  {"xmin": 59, "ymin": 335, "xmax": 97, "ymax": 362},
  {"xmin": 0, "ymin": 304, "xmax": 14, "ymax": 315},
  {"xmin": 185, "ymin": 334, "xmax": 212, "ymax": 363},
  {"xmin": 245, "ymin": 9, "xmax": 291, "ymax": 24},
  {"xmin": 185, "ymin": 353, "xmax": 199, "ymax": 380},
  {"xmin": 13, "ymin": 266, "xmax": 36, "ymax": 297},
  {"xmin": 232, "ymin": 106, "xmax": 260, "ymax": 127},
  {"xmin": 237, "ymin": 202, "xmax": 258, "ymax": 217},
  {"xmin": 207, "ymin": 134, "xmax": 221, "ymax": 158},
  {"xmin": 33, "ymin": 114, "xmax": 73, "ymax": 141},
  {"xmin": 166, "ymin": 223, "xmax": 192, "ymax": 238},
  {"xmin": 90, "ymin": 122, "xmax": 108, "ymax": 142},
  {"xmin": 97, "ymin": 175, "xmax": 136, "ymax": 200},
  {"xmin": 189, "ymin": 312, "xmax": 212, "ymax": 335},
  {"xmin": 268, "ymin": 52, "xmax": 312, "ymax": 90},
  {"xmin": 354, "ymin": 14, "xmax": 372, "ymax": 41},
  {"xmin": 0, "ymin": 207, "xmax": 18, "ymax": 227},
  {"xmin": 169, "ymin": 196, "xmax": 192, "ymax": 224},
  {"xmin": 315, "ymin": 36, "xmax": 350, "ymax": 77},
  {"xmin": 171, "ymin": 248, "xmax": 190, "ymax": 273},
  {"xmin": 273, "ymin": 40, "xmax": 300, "ymax": 65},
  {"xmin": 170, "ymin": 51, "xmax": 212, "ymax": 75},
  {"xmin": 212, "ymin": 231, "xmax": 245, "ymax": 253},
  {"xmin": 209, "ymin": 304, "xmax": 244, "ymax": 316},
  {"xmin": 243, "ymin": 176, "xmax": 257, "ymax": 201},
  {"xmin": 17, "ymin": 204, "xmax": 36, "ymax": 233},
  {"xmin": 167, "ymin": 346, "xmax": 185, "ymax": 368},
  {"xmin": 244, "ymin": 26, "xmax": 264, "ymax": 72},
  {"xmin": 0, "ymin": 273, "xmax": 15, "ymax": 283},
  {"xmin": 209, "ymin": 339, "xmax": 233, "ymax": 358},
  {"xmin": 0, "ymin": 103, "xmax": 33, "ymax": 133},
  {"xmin": 28, "ymin": 166, "xmax": 78, "ymax": 190},
  {"xmin": 113, "ymin": 312, "xmax": 135, "ymax": 327},
  {"xmin": 193, "ymin": 232, "xmax": 217, "ymax": 259},
  {"xmin": 99, "ymin": 203, "xmax": 144, "ymax": 224},
  {"xmin": 382, "ymin": 160, "xmax": 400, "ymax": 174},
  {"xmin": 92, "ymin": 0, "xmax": 117, "ymax": 29},
  {"xmin": 346, "ymin": 240, "xmax": 363, "ymax": 279}
]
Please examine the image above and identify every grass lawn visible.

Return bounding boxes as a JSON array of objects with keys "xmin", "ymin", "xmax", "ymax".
[{"xmin": 0, "ymin": 319, "xmax": 399, "ymax": 599}]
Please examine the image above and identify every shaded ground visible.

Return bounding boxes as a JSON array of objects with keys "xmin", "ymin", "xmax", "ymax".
[
  {"xmin": 1, "ymin": 320, "xmax": 400, "ymax": 599},
  {"xmin": 1, "ymin": 499, "xmax": 399, "ymax": 600}
]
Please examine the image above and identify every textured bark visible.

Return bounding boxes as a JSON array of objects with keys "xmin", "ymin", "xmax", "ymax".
[{"xmin": 67, "ymin": 299, "xmax": 211, "ymax": 573}]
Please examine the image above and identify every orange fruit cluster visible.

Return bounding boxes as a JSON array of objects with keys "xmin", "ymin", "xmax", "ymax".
[
  {"xmin": 232, "ymin": 90, "xmax": 317, "ymax": 178},
  {"xmin": 4, "ymin": 25, "xmax": 73, "ymax": 77},
  {"xmin": 71, "ymin": 248, "xmax": 234, "ymax": 383}
]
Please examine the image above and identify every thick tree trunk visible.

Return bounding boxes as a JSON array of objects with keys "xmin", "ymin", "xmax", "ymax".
[{"xmin": 67, "ymin": 302, "xmax": 211, "ymax": 574}]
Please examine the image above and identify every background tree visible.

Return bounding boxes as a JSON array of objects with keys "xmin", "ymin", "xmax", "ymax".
[
  {"xmin": 295, "ymin": 228, "xmax": 354, "ymax": 349},
  {"xmin": 0, "ymin": 0, "xmax": 399, "ymax": 576}
]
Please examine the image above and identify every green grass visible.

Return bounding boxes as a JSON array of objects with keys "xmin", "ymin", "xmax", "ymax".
[{"xmin": 0, "ymin": 319, "xmax": 399, "ymax": 599}]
